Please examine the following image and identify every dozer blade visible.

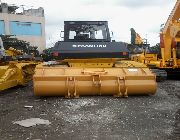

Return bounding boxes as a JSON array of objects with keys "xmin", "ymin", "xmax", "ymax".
[
  {"xmin": 33, "ymin": 66, "xmax": 157, "ymax": 97},
  {"xmin": 0, "ymin": 62, "xmax": 36, "ymax": 91}
]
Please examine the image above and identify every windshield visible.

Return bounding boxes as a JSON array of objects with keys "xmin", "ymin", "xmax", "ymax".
[{"xmin": 66, "ymin": 24, "xmax": 108, "ymax": 41}]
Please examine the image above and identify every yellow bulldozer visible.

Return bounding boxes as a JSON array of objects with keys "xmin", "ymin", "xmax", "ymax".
[
  {"xmin": 0, "ymin": 37, "xmax": 37, "ymax": 91},
  {"xmin": 33, "ymin": 21, "xmax": 157, "ymax": 97},
  {"xmin": 131, "ymin": 0, "xmax": 180, "ymax": 80}
]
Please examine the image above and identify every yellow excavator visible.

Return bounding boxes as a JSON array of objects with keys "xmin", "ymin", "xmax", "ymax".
[
  {"xmin": 33, "ymin": 21, "xmax": 157, "ymax": 97},
  {"xmin": 0, "ymin": 37, "xmax": 37, "ymax": 91},
  {"xmin": 131, "ymin": 0, "xmax": 180, "ymax": 80}
]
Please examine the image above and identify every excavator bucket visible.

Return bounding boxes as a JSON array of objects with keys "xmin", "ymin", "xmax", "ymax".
[{"xmin": 33, "ymin": 66, "xmax": 157, "ymax": 97}]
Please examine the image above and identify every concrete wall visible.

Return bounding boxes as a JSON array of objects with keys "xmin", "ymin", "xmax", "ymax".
[
  {"xmin": 0, "ymin": 13, "xmax": 46, "ymax": 52},
  {"xmin": 24, "ymin": 7, "xmax": 44, "ymax": 17}
]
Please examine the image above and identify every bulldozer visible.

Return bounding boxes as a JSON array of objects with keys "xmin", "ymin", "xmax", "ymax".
[
  {"xmin": 131, "ymin": 0, "xmax": 180, "ymax": 80},
  {"xmin": 33, "ymin": 21, "xmax": 157, "ymax": 97},
  {"xmin": 0, "ymin": 37, "xmax": 37, "ymax": 91}
]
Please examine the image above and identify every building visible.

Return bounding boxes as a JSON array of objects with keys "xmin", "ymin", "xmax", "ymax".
[{"xmin": 0, "ymin": 3, "xmax": 46, "ymax": 52}]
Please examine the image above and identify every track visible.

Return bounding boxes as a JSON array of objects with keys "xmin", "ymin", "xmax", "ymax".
[{"xmin": 0, "ymin": 80, "xmax": 180, "ymax": 140}]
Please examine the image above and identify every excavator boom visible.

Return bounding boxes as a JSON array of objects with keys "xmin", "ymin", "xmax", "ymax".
[{"xmin": 161, "ymin": 0, "xmax": 180, "ymax": 67}]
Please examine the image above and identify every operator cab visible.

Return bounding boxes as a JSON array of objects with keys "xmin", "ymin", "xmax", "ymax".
[
  {"xmin": 64, "ymin": 21, "xmax": 111, "ymax": 42},
  {"xmin": 52, "ymin": 21, "xmax": 129, "ymax": 59}
]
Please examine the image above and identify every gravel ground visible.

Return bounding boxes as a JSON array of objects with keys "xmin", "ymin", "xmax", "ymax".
[{"xmin": 0, "ymin": 80, "xmax": 180, "ymax": 140}]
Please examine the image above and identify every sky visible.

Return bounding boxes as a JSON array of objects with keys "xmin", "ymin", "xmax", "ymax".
[{"xmin": 2, "ymin": 0, "xmax": 177, "ymax": 48}]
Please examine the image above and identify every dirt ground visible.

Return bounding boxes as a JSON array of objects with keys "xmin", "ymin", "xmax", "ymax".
[{"xmin": 0, "ymin": 80, "xmax": 180, "ymax": 140}]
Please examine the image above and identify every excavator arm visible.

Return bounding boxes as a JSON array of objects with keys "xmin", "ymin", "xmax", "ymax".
[{"xmin": 161, "ymin": 0, "xmax": 180, "ymax": 67}]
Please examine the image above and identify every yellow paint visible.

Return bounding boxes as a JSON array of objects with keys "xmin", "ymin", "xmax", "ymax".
[
  {"xmin": 0, "ymin": 62, "xmax": 37, "ymax": 91},
  {"xmin": 33, "ymin": 66, "xmax": 157, "ymax": 97}
]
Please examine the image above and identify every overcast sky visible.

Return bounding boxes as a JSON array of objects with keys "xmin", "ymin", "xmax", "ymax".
[{"xmin": 3, "ymin": 0, "xmax": 176, "ymax": 48}]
